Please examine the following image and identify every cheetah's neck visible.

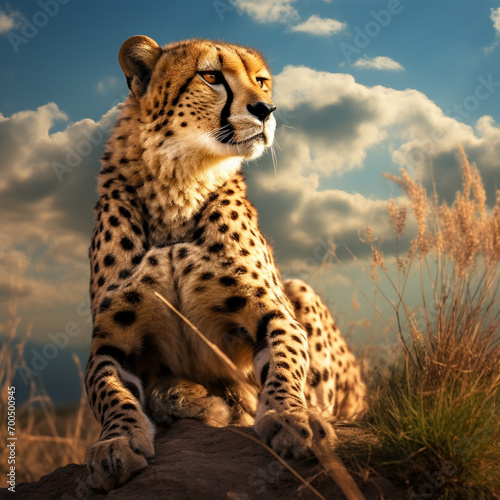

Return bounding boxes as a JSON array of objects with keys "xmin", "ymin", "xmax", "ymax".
[
  {"xmin": 142, "ymin": 139, "xmax": 243, "ymax": 221},
  {"xmin": 106, "ymin": 98, "xmax": 244, "ymax": 224}
]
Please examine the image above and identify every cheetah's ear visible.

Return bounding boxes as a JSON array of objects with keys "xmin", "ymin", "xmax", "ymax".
[{"xmin": 119, "ymin": 35, "xmax": 162, "ymax": 97}]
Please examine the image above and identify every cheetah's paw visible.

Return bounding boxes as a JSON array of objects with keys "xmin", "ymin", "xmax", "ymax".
[
  {"xmin": 254, "ymin": 409, "xmax": 336, "ymax": 459},
  {"xmin": 86, "ymin": 431, "xmax": 155, "ymax": 491}
]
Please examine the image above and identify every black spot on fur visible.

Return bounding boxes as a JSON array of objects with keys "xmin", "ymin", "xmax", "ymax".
[
  {"xmin": 261, "ymin": 362, "xmax": 270, "ymax": 385},
  {"xmin": 125, "ymin": 292, "xmax": 141, "ymax": 304},
  {"xmin": 255, "ymin": 311, "xmax": 285, "ymax": 355},
  {"xmin": 113, "ymin": 310, "xmax": 136, "ymax": 327},
  {"xmin": 225, "ymin": 296, "xmax": 247, "ymax": 312},
  {"xmin": 109, "ymin": 216, "xmax": 120, "ymax": 227},
  {"xmin": 120, "ymin": 237, "xmax": 135, "ymax": 251},
  {"xmin": 208, "ymin": 243, "xmax": 224, "ymax": 253},
  {"xmin": 119, "ymin": 269, "xmax": 132, "ymax": 280},
  {"xmin": 131, "ymin": 254, "xmax": 143, "ymax": 265},
  {"xmin": 99, "ymin": 297, "xmax": 112, "ymax": 312},
  {"xmin": 141, "ymin": 275, "xmax": 155, "ymax": 285},
  {"xmin": 220, "ymin": 276, "xmax": 237, "ymax": 286},
  {"xmin": 119, "ymin": 206, "xmax": 131, "ymax": 218},
  {"xmin": 309, "ymin": 368, "xmax": 320, "ymax": 387},
  {"xmin": 183, "ymin": 264, "xmax": 195, "ymax": 275},
  {"xmin": 121, "ymin": 403, "xmax": 137, "ymax": 411},
  {"xmin": 270, "ymin": 329, "xmax": 285, "ymax": 338},
  {"xmin": 193, "ymin": 226, "xmax": 205, "ymax": 240}
]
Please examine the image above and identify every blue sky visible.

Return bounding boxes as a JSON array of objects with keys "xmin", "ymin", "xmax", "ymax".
[
  {"xmin": 2, "ymin": 0, "xmax": 500, "ymax": 124},
  {"xmin": 1, "ymin": 0, "xmax": 500, "ymax": 402}
]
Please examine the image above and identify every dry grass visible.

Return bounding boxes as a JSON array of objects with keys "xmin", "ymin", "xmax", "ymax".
[
  {"xmin": 0, "ymin": 290, "xmax": 99, "ymax": 483},
  {"xmin": 357, "ymin": 146, "xmax": 500, "ymax": 498}
]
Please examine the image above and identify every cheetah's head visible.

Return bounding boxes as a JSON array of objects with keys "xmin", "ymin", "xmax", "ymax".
[{"xmin": 119, "ymin": 36, "xmax": 276, "ymax": 164}]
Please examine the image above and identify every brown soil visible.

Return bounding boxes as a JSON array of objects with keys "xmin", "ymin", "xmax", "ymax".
[{"xmin": 1, "ymin": 420, "xmax": 405, "ymax": 499}]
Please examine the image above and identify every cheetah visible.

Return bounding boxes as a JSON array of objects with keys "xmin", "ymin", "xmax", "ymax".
[{"xmin": 85, "ymin": 35, "xmax": 366, "ymax": 491}]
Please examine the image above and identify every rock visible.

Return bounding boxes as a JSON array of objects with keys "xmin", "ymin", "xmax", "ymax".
[{"xmin": 1, "ymin": 420, "xmax": 405, "ymax": 499}]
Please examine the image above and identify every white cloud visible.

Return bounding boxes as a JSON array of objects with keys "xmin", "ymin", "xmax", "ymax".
[
  {"xmin": 96, "ymin": 76, "xmax": 118, "ymax": 94},
  {"xmin": 484, "ymin": 41, "xmax": 498, "ymax": 53},
  {"xmin": 233, "ymin": 0, "xmax": 299, "ymax": 23},
  {"xmin": 352, "ymin": 55, "xmax": 404, "ymax": 71},
  {"xmin": 491, "ymin": 7, "xmax": 500, "ymax": 35},
  {"xmin": 244, "ymin": 65, "xmax": 500, "ymax": 271},
  {"xmin": 289, "ymin": 15, "xmax": 346, "ymax": 36},
  {"xmin": 0, "ymin": 8, "xmax": 21, "ymax": 34},
  {"xmin": 271, "ymin": 65, "xmax": 500, "ymax": 185},
  {"xmin": 0, "ymin": 103, "xmax": 119, "ymax": 342},
  {"xmin": 485, "ymin": 7, "xmax": 500, "ymax": 51}
]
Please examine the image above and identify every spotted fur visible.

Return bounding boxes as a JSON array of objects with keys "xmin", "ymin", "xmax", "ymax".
[{"xmin": 84, "ymin": 35, "xmax": 366, "ymax": 491}]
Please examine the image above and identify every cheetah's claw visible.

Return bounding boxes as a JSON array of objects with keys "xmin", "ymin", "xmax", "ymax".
[
  {"xmin": 86, "ymin": 432, "xmax": 155, "ymax": 492},
  {"xmin": 255, "ymin": 409, "xmax": 337, "ymax": 459}
]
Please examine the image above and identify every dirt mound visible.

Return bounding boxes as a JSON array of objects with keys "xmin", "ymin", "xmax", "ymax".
[{"xmin": 2, "ymin": 420, "xmax": 404, "ymax": 499}]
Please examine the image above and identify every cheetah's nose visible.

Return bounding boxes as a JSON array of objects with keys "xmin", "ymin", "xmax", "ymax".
[{"xmin": 247, "ymin": 102, "xmax": 276, "ymax": 122}]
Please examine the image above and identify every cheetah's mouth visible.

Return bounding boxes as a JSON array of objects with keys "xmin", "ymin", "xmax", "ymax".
[{"xmin": 234, "ymin": 132, "xmax": 266, "ymax": 146}]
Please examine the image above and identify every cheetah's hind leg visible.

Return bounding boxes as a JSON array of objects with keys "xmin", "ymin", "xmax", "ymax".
[
  {"xmin": 147, "ymin": 376, "xmax": 234, "ymax": 428},
  {"xmin": 283, "ymin": 279, "xmax": 366, "ymax": 421}
]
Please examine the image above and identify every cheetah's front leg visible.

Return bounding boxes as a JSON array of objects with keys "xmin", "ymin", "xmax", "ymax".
[
  {"xmin": 253, "ymin": 310, "xmax": 336, "ymax": 457},
  {"xmin": 84, "ymin": 248, "xmax": 180, "ymax": 491},
  {"xmin": 85, "ymin": 347, "xmax": 155, "ymax": 491}
]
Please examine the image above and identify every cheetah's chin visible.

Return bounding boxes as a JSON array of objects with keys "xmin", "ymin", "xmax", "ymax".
[
  {"xmin": 235, "ymin": 132, "xmax": 266, "ymax": 146},
  {"xmin": 227, "ymin": 132, "xmax": 270, "ymax": 160}
]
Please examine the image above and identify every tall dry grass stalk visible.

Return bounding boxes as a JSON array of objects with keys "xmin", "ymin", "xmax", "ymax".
[
  {"xmin": 381, "ymin": 145, "xmax": 500, "ymax": 384},
  {"xmin": 362, "ymin": 145, "xmax": 500, "ymax": 497},
  {"xmin": 0, "ymin": 283, "xmax": 99, "ymax": 483}
]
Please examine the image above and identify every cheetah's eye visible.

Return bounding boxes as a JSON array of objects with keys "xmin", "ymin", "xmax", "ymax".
[
  {"xmin": 200, "ymin": 71, "xmax": 223, "ymax": 85},
  {"xmin": 256, "ymin": 77, "xmax": 269, "ymax": 90}
]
